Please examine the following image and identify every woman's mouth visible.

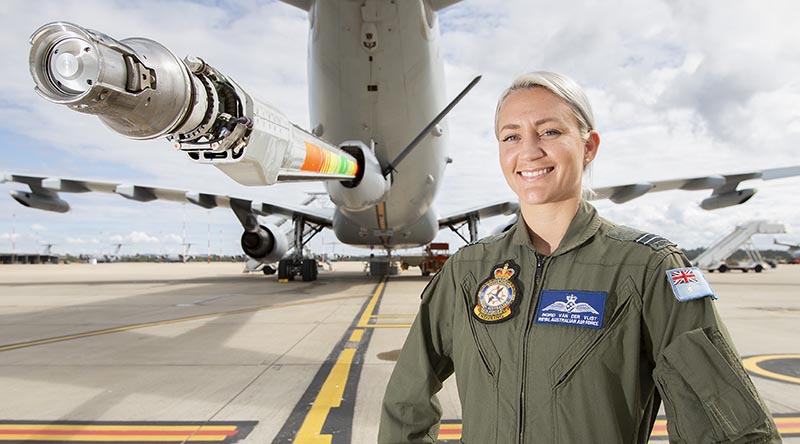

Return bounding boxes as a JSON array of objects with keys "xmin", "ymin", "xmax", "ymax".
[{"xmin": 517, "ymin": 167, "xmax": 554, "ymax": 179}]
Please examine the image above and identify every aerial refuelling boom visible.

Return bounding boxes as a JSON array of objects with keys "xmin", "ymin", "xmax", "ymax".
[{"xmin": 28, "ymin": 22, "xmax": 390, "ymax": 212}]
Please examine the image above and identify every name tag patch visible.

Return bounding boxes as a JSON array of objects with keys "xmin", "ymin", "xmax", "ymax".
[
  {"xmin": 666, "ymin": 267, "xmax": 717, "ymax": 302},
  {"xmin": 534, "ymin": 290, "xmax": 606, "ymax": 329}
]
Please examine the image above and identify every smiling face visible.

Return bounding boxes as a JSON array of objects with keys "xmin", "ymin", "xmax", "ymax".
[{"xmin": 496, "ymin": 87, "xmax": 599, "ymax": 208}]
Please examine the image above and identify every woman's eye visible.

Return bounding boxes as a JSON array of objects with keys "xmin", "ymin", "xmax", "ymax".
[
  {"xmin": 502, "ymin": 134, "xmax": 519, "ymax": 142},
  {"xmin": 541, "ymin": 129, "xmax": 562, "ymax": 138}
]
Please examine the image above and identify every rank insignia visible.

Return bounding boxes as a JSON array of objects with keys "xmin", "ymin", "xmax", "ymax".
[
  {"xmin": 472, "ymin": 261, "xmax": 522, "ymax": 324},
  {"xmin": 666, "ymin": 267, "xmax": 717, "ymax": 302}
]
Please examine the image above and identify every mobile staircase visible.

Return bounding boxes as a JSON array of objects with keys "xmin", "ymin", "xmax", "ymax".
[{"xmin": 693, "ymin": 220, "xmax": 786, "ymax": 272}]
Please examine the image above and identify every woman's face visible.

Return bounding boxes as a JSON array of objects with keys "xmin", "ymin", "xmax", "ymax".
[{"xmin": 496, "ymin": 87, "xmax": 598, "ymax": 207}]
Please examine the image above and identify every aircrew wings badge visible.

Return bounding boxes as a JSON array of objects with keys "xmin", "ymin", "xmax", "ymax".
[
  {"xmin": 666, "ymin": 266, "xmax": 718, "ymax": 302},
  {"xmin": 472, "ymin": 261, "xmax": 522, "ymax": 324}
]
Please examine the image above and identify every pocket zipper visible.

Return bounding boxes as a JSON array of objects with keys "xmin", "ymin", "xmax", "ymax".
[{"xmin": 553, "ymin": 295, "xmax": 633, "ymax": 388}]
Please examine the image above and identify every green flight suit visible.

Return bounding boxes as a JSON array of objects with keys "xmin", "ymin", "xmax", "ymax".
[{"xmin": 379, "ymin": 201, "xmax": 781, "ymax": 444}]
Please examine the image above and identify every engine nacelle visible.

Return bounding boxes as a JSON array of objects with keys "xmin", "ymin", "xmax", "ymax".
[
  {"xmin": 700, "ymin": 188, "xmax": 757, "ymax": 210},
  {"xmin": 326, "ymin": 141, "xmax": 391, "ymax": 212},
  {"xmin": 240, "ymin": 224, "xmax": 289, "ymax": 264},
  {"xmin": 10, "ymin": 190, "xmax": 69, "ymax": 213}
]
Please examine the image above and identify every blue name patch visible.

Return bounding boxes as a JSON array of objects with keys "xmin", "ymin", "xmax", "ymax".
[{"xmin": 534, "ymin": 290, "xmax": 607, "ymax": 329}]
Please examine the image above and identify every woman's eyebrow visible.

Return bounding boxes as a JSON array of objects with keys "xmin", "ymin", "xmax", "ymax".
[
  {"xmin": 499, "ymin": 123, "xmax": 520, "ymax": 132},
  {"xmin": 534, "ymin": 117, "xmax": 559, "ymax": 126},
  {"xmin": 500, "ymin": 117, "xmax": 560, "ymax": 133}
]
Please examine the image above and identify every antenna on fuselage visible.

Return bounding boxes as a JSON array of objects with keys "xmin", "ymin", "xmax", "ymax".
[{"xmin": 382, "ymin": 75, "xmax": 482, "ymax": 177}]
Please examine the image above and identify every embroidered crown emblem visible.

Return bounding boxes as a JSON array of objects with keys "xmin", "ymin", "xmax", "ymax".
[{"xmin": 494, "ymin": 263, "xmax": 515, "ymax": 280}]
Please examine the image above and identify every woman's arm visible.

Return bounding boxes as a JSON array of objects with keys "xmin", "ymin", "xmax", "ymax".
[
  {"xmin": 643, "ymin": 249, "xmax": 781, "ymax": 444},
  {"xmin": 378, "ymin": 262, "xmax": 457, "ymax": 444}
]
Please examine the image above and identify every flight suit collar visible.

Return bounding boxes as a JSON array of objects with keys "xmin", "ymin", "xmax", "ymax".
[{"xmin": 511, "ymin": 200, "xmax": 603, "ymax": 257}]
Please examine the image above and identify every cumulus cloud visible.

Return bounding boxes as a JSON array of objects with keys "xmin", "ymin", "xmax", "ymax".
[
  {"xmin": 1, "ymin": 0, "xmax": 799, "ymax": 254},
  {"xmin": 66, "ymin": 237, "xmax": 100, "ymax": 245},
  {"xmin": 108, "ymin": 231, "xmax": 160, "ymax": 244}
]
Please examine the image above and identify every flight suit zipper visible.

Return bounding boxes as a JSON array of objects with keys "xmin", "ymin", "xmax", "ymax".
[{"xmin": 518, "ymin": 252, "xmax": 546, "ymax": 444}]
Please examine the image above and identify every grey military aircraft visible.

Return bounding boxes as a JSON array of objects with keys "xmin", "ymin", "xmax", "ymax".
[{"xmin": 4, "ymin": 0, "xmax": 800, "ymax": 281}]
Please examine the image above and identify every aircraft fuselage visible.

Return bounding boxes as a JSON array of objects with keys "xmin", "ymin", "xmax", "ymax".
[{"xmin": 310, "ymin": 0, "xmax": 448, "ymax": 248}]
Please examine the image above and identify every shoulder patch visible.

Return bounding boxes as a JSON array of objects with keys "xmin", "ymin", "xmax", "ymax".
[
  {"xmin": 606, "ymin": 225, "xmax": 675, "ymax": 250},
  {"xmin": 666, "ymin": 267, "xmax": 718, "ymax": 302}
]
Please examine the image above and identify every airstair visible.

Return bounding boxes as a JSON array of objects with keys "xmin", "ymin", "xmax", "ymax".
[{"xmin": 693, "ymin": 220, "xmax": 786, "ymax": 272}]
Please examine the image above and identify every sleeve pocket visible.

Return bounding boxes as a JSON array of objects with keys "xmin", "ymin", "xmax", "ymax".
[{"xmin": 653, "ymin": 327, "xmax": 771, "ymax": 443}]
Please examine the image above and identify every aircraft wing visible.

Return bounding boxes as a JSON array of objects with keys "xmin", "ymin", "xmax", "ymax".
[
  {"xmin": 592, "ymin": 166, "xmax": 800, "ymax": 209},
  {"xmin": 1, "ymin": 173, "xmax": 333, "ymax": 228},
  {"xmin": 438, "ymin": 200, "xmax": 519, "ymax": 229},
  {"xmin": 438, "ymin": 165, "xmax": 800, "ymax": 242}
]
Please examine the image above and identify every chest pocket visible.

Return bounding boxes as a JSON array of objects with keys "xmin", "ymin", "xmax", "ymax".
[
  {"xmin": 460, "ymin": 272, "xmax": 501, "ymax": 379},
  {"xmin": 545, "ymin": 276, "xmax": 638, "ymax": 388}
]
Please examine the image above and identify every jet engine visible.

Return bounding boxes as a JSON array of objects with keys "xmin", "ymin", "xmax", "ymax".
[
  {"xmin": 240, "ymin": 224, "xmax": 289, "ymax": 264},
  {"xmin": 28, "ymin": 22, "xmax": 372, "ymax": 189},
  {"xmin": 700, "ymin": 189, "xmax": 756, "ymax": 210},
  {"xmin": 10, "ymin": 190, "xmax": 69, "ymax": 213}
]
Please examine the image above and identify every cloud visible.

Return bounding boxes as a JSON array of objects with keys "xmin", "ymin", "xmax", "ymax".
[
  {"xmin": 0, "ymin": 0, "xmax": 799, "ymax": 255},
  {"xmin": 30, "ymin": 224, "xmax": 46, "ymax": 232},
  {"xmin": 0, "ymin": 233, "xmax": 21, "ymax": 241},
  {"xmin": 108, "ymin": 231, "xmax": 160, "ymax": 244},
  {"xmin": 66, "ymin": 236, "xmax": 100, "ymax": 245}
]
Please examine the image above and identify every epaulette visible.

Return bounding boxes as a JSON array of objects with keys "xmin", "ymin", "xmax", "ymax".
[
  {"xmin": 606, "ymin": 225, "xmax": 675, "ymax": 251},
  {"xmin": 456, "ymin": 231, "xmax": 506, "ymax": 252}
]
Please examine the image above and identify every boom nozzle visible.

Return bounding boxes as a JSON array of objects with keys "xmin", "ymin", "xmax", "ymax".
[{"xmin": 29, "ymin": 22, "xmax": 200, "ymax": 139}]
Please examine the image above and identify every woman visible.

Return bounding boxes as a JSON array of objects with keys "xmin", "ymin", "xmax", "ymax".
[{"xmin": 378, "ymin": 72, "xmax": 780, "ymax": 444}]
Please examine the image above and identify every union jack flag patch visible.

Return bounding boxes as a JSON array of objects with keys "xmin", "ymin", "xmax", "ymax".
[{"xmin": 666, "ymin": 267, "xmax": 717, "ymax": 302}]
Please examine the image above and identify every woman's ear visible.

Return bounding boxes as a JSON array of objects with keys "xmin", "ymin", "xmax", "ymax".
[{"xmin": 584, "ymin": 131, "xmax": 600, "ymax": 164}]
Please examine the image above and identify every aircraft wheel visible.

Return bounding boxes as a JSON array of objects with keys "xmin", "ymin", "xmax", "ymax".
[
  {"xmin": 302, "ymin": 259, "xmax": 316, "ymax": 281},
  {"xmin": 278, "ymin": 259, "xmax": 293, "ymax": 280}
]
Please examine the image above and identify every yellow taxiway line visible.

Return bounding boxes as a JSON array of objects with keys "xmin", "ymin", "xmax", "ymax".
[{"xmin": 742, "ymin": 354, "xmax": 800, "ymax": 385}]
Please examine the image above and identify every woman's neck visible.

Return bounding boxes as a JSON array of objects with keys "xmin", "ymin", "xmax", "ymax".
[{"xmin": 520, "ymin": 197, "xmax": 581, "ymax": 256}]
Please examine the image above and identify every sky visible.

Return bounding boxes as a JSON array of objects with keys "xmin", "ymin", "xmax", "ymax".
[{"xmin": 0, "ymin": 0, "xmax": 799, "ymax": 258}]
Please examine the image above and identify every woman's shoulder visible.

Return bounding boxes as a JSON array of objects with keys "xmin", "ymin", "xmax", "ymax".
[{"xmin": 597, "ymin": 217, "xmax": 682, "ymax": 259}]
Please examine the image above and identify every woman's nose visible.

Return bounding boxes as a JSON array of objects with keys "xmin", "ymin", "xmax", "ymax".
[{"xmin": 520, "ymin": 136, "xmax": 544, "ymax": 159}]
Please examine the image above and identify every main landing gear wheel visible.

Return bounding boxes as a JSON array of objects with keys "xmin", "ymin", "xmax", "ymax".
[
  {"xmin": 278, "ymin": 259, "xmax": 293, "ymax": 281},
  {"xmin": 301, "ymin": 259, "xmax": 317, "ymax": 282}
]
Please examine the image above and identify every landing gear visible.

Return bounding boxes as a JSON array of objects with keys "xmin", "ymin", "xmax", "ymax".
[
  {"xmin": 278, "ymin": 259, "xmax": 294, "ymax": 281},
  {"xmin": 275, "ymin": 215, "xmax": 325, "ymax": 282},
  {"xmin": 277, "ymin": 258, "xmax": 319, "ymax": 281},
  {"xmin": 302, "ymin": 259, "xmax": 318, "ymax": 281}
]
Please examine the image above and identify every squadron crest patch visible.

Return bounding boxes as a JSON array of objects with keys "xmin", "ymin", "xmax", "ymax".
[{"xmin": 472, "ymin": 261, "xmax": 522, "ymax": 324}]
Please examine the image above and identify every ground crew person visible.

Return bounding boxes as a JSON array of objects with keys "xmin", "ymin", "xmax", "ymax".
[{"xmin": 378, "ymin": 71, "xmax": 781, "ymax": 444}]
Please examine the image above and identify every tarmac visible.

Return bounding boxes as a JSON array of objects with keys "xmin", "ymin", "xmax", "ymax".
[{"xmin": 0, "ymin": 261, "xmax": 797, "ymax": 443}]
